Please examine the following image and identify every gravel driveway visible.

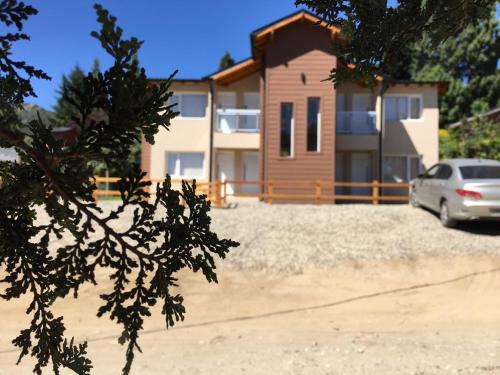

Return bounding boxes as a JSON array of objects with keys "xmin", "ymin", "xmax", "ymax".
[{"xmin": 209, "ymin": 201, "xmax": 500, "ymax": 273}]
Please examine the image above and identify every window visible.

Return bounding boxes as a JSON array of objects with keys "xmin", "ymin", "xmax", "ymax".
[
  {"xmin": 307, "ymin": 98, "xmax": 320, "ymax": 152},
  {"xmin": 384, "ymin": 155, "xmax": 421, "ymax": 182},
  {"xmin": 170, "ymin": 94, "xmax": 207, "ymax": 118},
  {"xmin": 280, "ymin": 103, "xmax": 294, "ymax": 157},
  {"xmin": 385, "ymin": 96, "xmax": 421, "ymax": 121},
  {"xmin": 423, "ymin": 164, "xmax": 440, "ymax": 179},
  {"xmin": 435, "ymin": 164, "xmax": 453, "ymax": 180},
  {"xmin": 166, "ymin": 152, "xmax": 204, "ymax": 178},
  {"xmin": 459, "ymin": 166, "xmax": 500, "ymax": 179}
]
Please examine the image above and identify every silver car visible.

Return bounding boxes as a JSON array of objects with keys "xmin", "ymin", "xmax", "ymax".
[{"xmin": 410, "ymin": 159, "xmax": 500, "ymax": 227}]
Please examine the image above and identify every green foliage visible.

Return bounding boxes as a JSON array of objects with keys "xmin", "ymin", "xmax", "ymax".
[
  {"xmin": 295, "ymin": 0, "xmax": 495, "ymax": 88},
  {"xmin": 396, "ymin": 8, "xmax": 500, "ymax": 125},
  {"xmin": 219, "ymin": 51, "xmax": 235, "ymax": 70},
  {"xmin": 439, "ymin": 118, "xmax": 500, "ymax": 160},
  {"xmin": 0, "ymin": 2, "xmax": 238, "ymax": 374}
]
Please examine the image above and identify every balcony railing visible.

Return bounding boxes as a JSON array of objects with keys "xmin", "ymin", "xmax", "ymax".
[
  {"xmin": 337, "ymin": 111, "xmax": 377, "ymax": 134},
  {"xmin": 216, "ymin": 108, "xmax": 260, "ymax": 133}
]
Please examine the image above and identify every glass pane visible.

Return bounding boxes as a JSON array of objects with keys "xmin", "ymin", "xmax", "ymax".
[
  {"xmin": 218, "ymin": 114, "xmax": 237, "ymax": 133},
  {"xmin": 280, "ymin": 103, "xmax": 293, "ymax": 157},
  {"xmin": 385, "ymin": 97, "xmax": 397, "ymax": 121},
  {"xmin": 180, "ymin": 153, "xmax": 204, "ymax": 177},
  {"xmin": 181, "ymin": 94, "xmax": 207, "ymax": 117},
  {"xmin": 459, "ymin": 166, "xmax": 500, "ymax": 179},
  {"xmin": 384, "ymin": 156, "xmax": 407, "ymax": 183},
  {"xmin": 167, "ymin": 153, "xmax": 178, "ymax": 176},
  {"xmin": 397, "ymin": 97, "xmax": 408, "ymax": 119},
  {"xmin": 239, "ymin": 114, "xmax": 259, "ymax": 131},
  {"xmin": 410, "ymin": 157, "xmax": 420, "ymax": 179},
  {"xmin": 307, "ymin": 98, "xmax": 320, "ymax": 152},
  {"xmin": 410, "ymin": 97, "xmax": 421, "ymax": 119}
]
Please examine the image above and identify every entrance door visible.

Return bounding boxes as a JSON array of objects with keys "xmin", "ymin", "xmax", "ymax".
[
  {"xmin": 350, "ymin": 152, "xmax": 373, "ymax": 196},
  {"xmin": 216, "ymin": 152, "xmax": 235, "ymax": 194},
  {"xmin": 241, "ymin": 152, "xmax": 259, "ymax": 195}
]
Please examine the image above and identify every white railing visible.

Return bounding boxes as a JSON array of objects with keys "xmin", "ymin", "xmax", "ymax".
[
  {"xmin": 216, "ymin": 108, "xmax": 260, "ymax": 133},
  {"xmin": 337, "ymin": 111, "xmax": 377, "ymax": 134}
]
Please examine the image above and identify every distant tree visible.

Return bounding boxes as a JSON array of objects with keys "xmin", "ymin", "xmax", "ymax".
[
  {"xmin": 440, "ymin": 118, "xmax": 500, "ymax": 160},
  {"xmin": 219, "ymin": 51, "xmax": 235, "ymax": 70},
  {"xmin": 294, "ymin": 0, "xmax": 495, "ymax": 88},
  {"xmin": 53, "ymin": 59, "xmax": 101, "ymax": 126},
  {"xmin": 0, "ymin": 2, "xmax": 238, "ymax": 374},
  {"xmin": 394, "ymin": 9, "xmax": 500, "ymax": 125}
]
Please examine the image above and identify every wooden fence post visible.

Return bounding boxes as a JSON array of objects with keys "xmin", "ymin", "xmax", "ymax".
[
  {"xmin": 315, "ymin": 180, "xmax": 321, "ymax": 205},
  {"xmin": 372, "ymin": 180, "xmax": 379, "ymax": 206},
  {"xmin": 215, "ymin": 181, "xmax": 222, "ymax": 208},
  {"xmin": 222, "ymin": 180, "xmax": 227, "ymax": 204},
  {"xmin": 268, "ymin": 180, "xmax": 273, "ymax": 205}
]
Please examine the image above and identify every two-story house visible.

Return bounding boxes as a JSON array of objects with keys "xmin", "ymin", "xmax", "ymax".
[{"xmin": 142, "ymin": 10, "xmax": 447, "ymax": 200}]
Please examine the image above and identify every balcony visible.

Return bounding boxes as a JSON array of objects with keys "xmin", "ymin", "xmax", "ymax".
[
  {"xmin": 216, "ymin": 108, "xmax": 260, "ymax": 133},
  {"xmin": 337, "ymin": 111, "xmax": 377, "ymax": 134}
]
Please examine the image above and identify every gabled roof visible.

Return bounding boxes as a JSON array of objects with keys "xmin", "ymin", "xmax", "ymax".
[{"xmin": 208, "ymin": 10, "xmax": 339, "ymax": 85}]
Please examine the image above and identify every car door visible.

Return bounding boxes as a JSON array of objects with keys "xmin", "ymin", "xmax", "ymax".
[
  {"xmin": 417, "ymin": 164, "xmax": 440, "ymax": 208},
  {"xmin": 427, "ymin": 164, "xmax": 453, "ymax": 211}
]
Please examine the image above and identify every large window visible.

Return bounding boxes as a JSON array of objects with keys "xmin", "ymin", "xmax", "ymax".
[
  {"xmin": 166, "ymin": 152, "xmax": 204, "ymax": 178},
  {"xmin": 383, "ymin": 155, "xmax": 421, "ymax": 182},
  {"xmin": 280, "ymin": 103, "xmax": 294, "ymax": 157},
  {"xmin": 170, "ymin": 94, "xmax": 207, "ymax": 118},
  {"xmin": 307, "ymin": 97, "xmax": 320, "ymax": 152},
  {"xmin": 385, "ymin": 96, "xmax": 422, "ymax": 121}
]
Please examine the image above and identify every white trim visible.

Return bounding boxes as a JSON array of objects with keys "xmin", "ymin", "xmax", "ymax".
[{"xmin": 384, "ymin": 94, "xmax": 424, "ymax": 122}]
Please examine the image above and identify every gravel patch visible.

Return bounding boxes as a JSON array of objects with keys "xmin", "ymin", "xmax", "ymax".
[
  {"xmin": 209, "ymin": 201, "xmax": 500, "ymax": 273},
  {"xmin": 39, "ymin": 201, "xmax": 500, "ymax": 274}
]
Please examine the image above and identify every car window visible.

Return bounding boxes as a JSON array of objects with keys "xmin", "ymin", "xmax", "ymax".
[
  {"xmin": 423, "ymin": 164, "xmax": 440, "ymax": 179},
  {"xmin": 435, "ymin": 164, "xmax": 453, "ymax": 180},
  {"xmin": 459, "ymin": 166, "xmax": 500, "ymax": 179}
]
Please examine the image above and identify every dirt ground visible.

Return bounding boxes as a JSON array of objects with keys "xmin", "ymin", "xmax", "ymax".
[{"xmin": 1, "ymin": 254, "xmax": 500, "ymax": 374}]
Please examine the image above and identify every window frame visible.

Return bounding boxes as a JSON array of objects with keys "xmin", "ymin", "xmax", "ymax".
[
  {"xmin": 384, "ymin": 94, "xmax": 423, "ymax": 122},
  {"xmin": 279, "ymin": 102, "xmax": 294, "ymax": 158},
  {"xmin": 383, "ymin": 154, "xmax": 423, "ymax": 182},
  {"xmin": 306, "ymin": 97, "xmax": 321, "ymax": 153},
  {"xmin": 170, "ymin": 92, "xmax": 208, "ymax": 119},
  {"xmin": 166, "ymin": 152, "xmax": 205, "ymax": 179}
]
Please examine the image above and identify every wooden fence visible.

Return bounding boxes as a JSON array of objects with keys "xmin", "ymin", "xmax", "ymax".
[{"xmin": 93, "ymin": 177, "xmax": 410, "ymax": 207}]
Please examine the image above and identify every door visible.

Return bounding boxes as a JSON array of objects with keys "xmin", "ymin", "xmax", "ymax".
[
  {"xmin": 352, "ymin": 94, "xmax": 373, "ymax": 133},
  {"xmin": 418, "ymin": 164, "xmax": 440, "ymax": 208},
  {"xmin": 241, "ymin": 152, "xmax": 259, "ymax": 195},
  {"xmin": 217, "ymin": 92, "xmax": 236, "ymax": 133},
  {"xmin": 350, "ymin": 152, "xmax": 373, "ymax": 196},
  {"xmin": 216, "ymin": 152, "xmax": 235, "ymax": 195}
]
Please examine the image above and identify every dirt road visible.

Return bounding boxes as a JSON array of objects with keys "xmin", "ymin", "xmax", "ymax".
[{"xmin": 1, "ymin": 255, "xmax": 500, "ymax": 374}]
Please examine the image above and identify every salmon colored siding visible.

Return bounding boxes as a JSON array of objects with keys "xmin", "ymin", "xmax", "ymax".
[
  {"xmin": 141, "ymin": 137, "xmax": 151, "ymax": 177},
  {"xmin": 262, "ymin": 22, "xmax": 337, "ymax": 186}
]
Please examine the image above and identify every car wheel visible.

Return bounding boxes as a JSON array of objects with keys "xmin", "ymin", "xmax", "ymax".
[
  {"xmin": 440, "ymin": 200, "xmax": 457, "ymax": 228},
  {"xmin": 410, "ymin": 190, "xmax": 419, "ymax": 208}
]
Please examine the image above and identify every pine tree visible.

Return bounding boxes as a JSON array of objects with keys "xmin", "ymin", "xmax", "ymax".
[
  {"xmin": 0, "ymin": 3, "xmax": 238, "ymax": 374},
  {"xmin": 219, "ymin": 51, "xmax": 235, "ymax": 70}
]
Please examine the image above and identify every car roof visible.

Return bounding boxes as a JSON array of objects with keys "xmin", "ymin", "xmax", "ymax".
[{"xmin": 439, "ymin": 159, "xmax": 500, "ymax": 167}]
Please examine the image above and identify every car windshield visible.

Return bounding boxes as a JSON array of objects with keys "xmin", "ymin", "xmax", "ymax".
[{"xmin": 459, "ymin": 166, "xmax": 500, "ymax": 179}]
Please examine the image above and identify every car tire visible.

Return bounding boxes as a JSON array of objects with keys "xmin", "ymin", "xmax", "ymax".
[
  {"xmin": 440, "ymin": 200, "xmax": 457, "ymax": 228},
  {"xmin": 410, "ymin": 190, "xmax": 419, "ymax": 208}
]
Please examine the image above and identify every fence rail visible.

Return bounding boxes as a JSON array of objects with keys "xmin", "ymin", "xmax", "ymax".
[{"xmin": 94, "ymin": 177, "xmax": 410, "ymax": 207}]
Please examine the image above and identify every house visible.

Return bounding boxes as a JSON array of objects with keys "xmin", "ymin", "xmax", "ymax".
[
  {"xmin": 142, "ymin": 10, "xmax": 447, "ymax": 200},
  {"xmin": 449, "ymin": 107, "xmax": 500, "ymax": 129}
]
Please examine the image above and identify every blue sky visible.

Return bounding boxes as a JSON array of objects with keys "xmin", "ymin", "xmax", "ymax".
[
  {"xmin": 11, "ymin": 1, "xmax": 300, "ymax": 109},
  {"xmin": 8, "ymin": 1, "xmax": 500, "ymax": 109}
]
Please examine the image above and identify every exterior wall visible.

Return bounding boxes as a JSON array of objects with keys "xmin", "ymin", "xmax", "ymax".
[
  {"xmin": 383, "ymin": 84, "xmax": 440, "ymax": 170},
  {"xmin": 336, "ymin": 134, "xmax": 378, "ymax": 151},
  {"xmin": 214, "ymin": 133, "xmax": 260, "ymax": 149},
  {"xmin": 262, "ymin": 22, "xmax": 337, "ymax": 183},
  {"xmin": 148, "ymin": 81, "xmax": 211, "ymax": 181},
  {"xmin": 215, "ymin": 73, "xmax": 260, "ymax": 108}
]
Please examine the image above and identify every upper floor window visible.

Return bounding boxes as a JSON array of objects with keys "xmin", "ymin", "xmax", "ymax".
[
  {"xmin": 167, "ymin": 152, "xmax": 204, "ymax": 178},
  {"xmin": 307, "ymin": 97, "xmax": 320, "ymax": 152},
  {"xmin": 170, "ymin": 94, "xmax": 207, "ymax": 118},
  {"xmin": 280, "ymin": 103, "xmax": 294, "ymax": 157},
  {"xmin": 385, "ymin": 96, "xmax": 422, "ymax": 121}
]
